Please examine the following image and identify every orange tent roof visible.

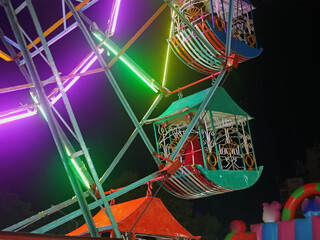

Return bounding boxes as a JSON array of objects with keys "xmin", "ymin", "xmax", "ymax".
[{"xmin": 67, "ymin": 197, "xmax": 200, "ymax": 239}]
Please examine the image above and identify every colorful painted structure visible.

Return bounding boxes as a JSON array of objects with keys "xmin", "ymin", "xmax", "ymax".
[
  {"xmin": 168, "ymin": 0, "xmax": 263, "ymax": 74},
  {"xmin": 67, "ymin": 197, "xmax": 200, "ymax": 240},
  {"xmin": 0, "ymin": 0, "xmax": 262, "ymax": 238},
  {"xmin": 250, "ymin": 216, "xmax": 320, "ymax": 240},
  {"xmin": 148, "ymin": 87, "xmax": 262, "ymax": 199},
  {"xmin": 250, "ymin": 183, "xmax": 320, "ymax": 240},
  {"xmin": 224, "ymin": 183, "xmax": 320, "ymax": 240},
  {"xmin": 225, "ymin": 232, "xmax": 257, "ymax": 240},
  {"xmin": 282, "ymin": 182, "xmax": 320, "ymax": 220}
]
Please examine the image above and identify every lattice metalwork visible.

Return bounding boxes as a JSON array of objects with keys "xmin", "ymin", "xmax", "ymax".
[
  {"xmin": 172, "ymin": 0, "xmax": 258, "ymax": 48},
  {"xmin": 155, "ymin": 111, "xmax": 256, "ymax": 171}
]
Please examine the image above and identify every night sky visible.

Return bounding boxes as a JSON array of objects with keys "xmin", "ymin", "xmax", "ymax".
[{"xmin": 0, "ymin": 0, "xmax": 319, "ymax": 233}]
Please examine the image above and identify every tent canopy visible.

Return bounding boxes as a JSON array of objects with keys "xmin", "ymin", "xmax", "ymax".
[
  {"xmin": 67, "ymin": 197, "xmax": 200, "ymax": 239},
  {"xmin": 146, "ymin": 87, "xmax": 252, "ymax": 125}
]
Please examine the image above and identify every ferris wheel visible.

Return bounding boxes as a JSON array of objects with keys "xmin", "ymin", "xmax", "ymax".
[{"xmin": 0, "ymin": 0, "xmax": 262, "ymax": 238}]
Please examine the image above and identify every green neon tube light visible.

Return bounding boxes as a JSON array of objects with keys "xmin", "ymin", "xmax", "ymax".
[
  {"xmin": 92, "ymin": 32, "xmax": 158, "ymax": 93},
  {"xmin": 162, "ymin": 12, "xmax": 174, "ymax": 87},
  {"xmin": 65, "ymin": 146, "xmax": 91, "ymax": 189}
]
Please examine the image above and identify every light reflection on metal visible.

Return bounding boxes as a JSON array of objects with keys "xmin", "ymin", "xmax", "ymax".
[
  {"xmin": 0, "ymin": 108, "xmax": 37, "ymax": 125},
  {"xmin": 30, "ymin": 91, "xmax": 47, "ymax": 121},
  {"xmin": 107, "ymin": 0, "xmax": 122, "ymax": 37},
  {"xmin": 50, "ymin": 48, "xmax": 104, "ymax": 105},
  {"xmin": 65, "ymin": 145, "xmax": 91, "ymax": 189}
]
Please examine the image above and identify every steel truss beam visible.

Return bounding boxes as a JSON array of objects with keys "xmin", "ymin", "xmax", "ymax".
[
  {"xmin": 3, "ymin": 93, "xmax": 163, "ymax": 233},
  {"xmin": 2, "ymin": 1, "xmax": 166, "ymax": 234},
  {"xmin": 1, "ymin": 0, "xmax": 99, "ymax": 237},
  {"xmin": 1, "ymin": 0, "xmax": 236, "ymax": 237}
]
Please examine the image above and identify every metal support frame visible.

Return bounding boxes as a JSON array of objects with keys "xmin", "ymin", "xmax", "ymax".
[
  {"xmin": 4, "ymin": 93, "xmax": 163, "ymax": 233},
  {"xmin": 1, "ymin": 0, "xmax": 238, "ymax": 235},
  {"xmin": 2, "ymin": 4, "xmax": 165, "ymax": 230},
  {"xmin": 1, "ymin": 0, "xmax": 99, "ymax": 64},
  {"xmin": 0, "ymin": 231, "xmax": 119, "ymax": 240},
  {"xmin": 32, "ymin": 171, "xmax": 163, "ymax": 234},
  {"xmin": 100, "ymin": 93, "xmax": 163, "ymax": 183},
  {"xmin": 27, "ymin": 0, "xmax": 121, "ymax": 237},
  {"xmin": 63, "ymin": 0, "xmax": 162, "ymax": 170},
  {"xmin": 1, "ymin": 0, "xmax": 99, "ymax": 237},
  {"xmin": 166, "ymin": 0, "xmax": 234, "ymax": 161},
  {"xmin": 168, "ymin": 69, "xmax": 227, "ymax": 161},
  {"xmin": 197, "ymin": 122, "xmax": 208, "ymax": 170}
]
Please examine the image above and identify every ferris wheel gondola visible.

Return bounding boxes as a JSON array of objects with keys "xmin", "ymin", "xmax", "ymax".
[
  {"xmin": 147, "ymin": 87, "xmax": 263, "ymax": 199},
  {"xmin": 168, "ymin": 0, "xmax": 263, "ymax": 75}
]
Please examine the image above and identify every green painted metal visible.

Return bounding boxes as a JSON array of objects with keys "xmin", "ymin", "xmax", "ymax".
[
  {"xmin": 282, "ymin": 208, "xmax": 291, "ymax": 221},
  {"xmin": 3, "ymin": 193, "xmax": 86, "ymax": 232},
  {"xmin": 33, "ymin": 171, "xmax": 161, "ymax": 234},
  {"xmin": 192, "ymin": 24, "xmax": 221, "ymax": 57},
  {"xmin": 291, "ymin": 186, "xmax": 305, "ymax": 199},
  {"xmin": 100, "ymin": 93, "xmax": 163, "ymax": 184},
  {"xmin": 197, "ymin": 123, "xmax": 208, "ymax": 170},
  {"xmin": 69, "ymin": 15, "xmax": 162, "ymax": 168},
  {"xmin": 153, "ymin": 122, "xmax": 160, "ymax": 154},
  {"xmin": 316, "ymin": 183, "xmax": 320, "ymax": 192},
  {"xmin": 198, "ymin": 166, "xmax": 263, "ymax": 190},
  {"xmin": 63, "ymin": 1, "xmax": 121, "ymax": 237},
  {"xmin": 26, "ymin": 0, "xmax": 100, "ymax": 236},
  {"xmin": 157, "ymin": 87, "xmax": 251, "ymax": 119},
  {"xmin": 3, "ymin": 0, "xmax": 99, "ymax": 236},
  {"xmin": 30, "ymin": 0, "xmax": 117, "ymax": 231},
  {"xmin": 152, "ymin": 108, "xmax": 196, "ymax": 125},
  {"xmin": 168, "ymin": 69, "xmax": 227, "ymax": 162},
  {"xmin": 209, "ymin": 110, "xmax": 222, "ymax": 170}
]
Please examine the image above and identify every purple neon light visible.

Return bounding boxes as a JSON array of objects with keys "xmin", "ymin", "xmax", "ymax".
[
  {"xmin": 0, "ymin": 108, "xmax": 37, "ymax": 125},
  {"xmin": 108, "ymin": 0, "xmax": 121, "ymax": 36},
  {"xmin": 0, "ymin": 48, "xmax": 104, "ymax": 125},
  {"xmin": 1, "ymin": 1, "xmax": 118, "ymax": 125},
  {"xmin": 50, "ymin": 48, "xmax": 104, "ymax": 105}
]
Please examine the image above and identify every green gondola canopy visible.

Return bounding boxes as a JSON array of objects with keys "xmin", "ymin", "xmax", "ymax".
[{"xmin": 146, "ymin": 87, "xmax": 252, "ymax": 126}]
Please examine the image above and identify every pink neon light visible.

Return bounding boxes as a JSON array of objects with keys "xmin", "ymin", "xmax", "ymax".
[
  {"xmin": 50, "ymin": 48, "xmax": 104, "ymax": 105},
  {"xmin": 108, "ymin": 0, "xmax": 121, "ymax": 36},
  {"xmin": 0, "ymin": 109, "xmax": 37, "ymax": 125},
  {"xmin": 0, "ymin": 48, "xmax": 104, "ymax": 125}
]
